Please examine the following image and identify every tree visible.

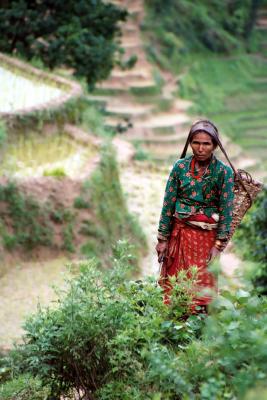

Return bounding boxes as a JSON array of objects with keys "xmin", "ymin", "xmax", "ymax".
[{"xmin": 0, "ymin": 0, "xmax": 127, "ymax": 87}]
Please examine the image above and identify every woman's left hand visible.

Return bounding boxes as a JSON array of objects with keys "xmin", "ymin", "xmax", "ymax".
[{"xmin": 207, "ymin": 246, "xmax": 221, "ymax": 263}]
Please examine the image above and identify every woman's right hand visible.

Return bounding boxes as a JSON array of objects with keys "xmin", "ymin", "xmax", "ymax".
[{"xmin": 156, "ymin": 240, "xmax": 168, "ymax": 263}]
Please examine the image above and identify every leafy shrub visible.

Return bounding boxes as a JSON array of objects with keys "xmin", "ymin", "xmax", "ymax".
[
  {"xmin": 43, "ymin": 167, "xmax": 66, "ymax": 178},
  {"xmin": 0, "ymin": 119, "xmax": 7, "ymax": 146},
  {"xmin": 0, "ymin": 374, "xmax": 49, "ymax": 400},
  {"xmin": 62, "ymin": 223, "xmax": 75, "ymax": 252},
  {"xmin": 7, "ymin": 242, "xmax": 200, "ymax": 399},
  {"xmin": 50, "ymin": 208, "xmax": 74, "ymax": 224},
  {"xmin": 0, "ymin": 182, "xmax": 53, "ymax": 250},
  {"xmin": 118, "ymin": 54, "xmax": 138, "ymax": 70},
  {"xmin": 133, "ymin": 141, "xmax": 151, "ymax": 161},
  {"xmin": 81, "ymin": 143, "xmax": 147, "ymax": 266},
  {"xmin": 234, "ymin": 186, "xmax": 267, "ymax": 293},
  {"xmin": 73, "ymin": 196, "xmax": 90, "ymax": 209},
  {"xmin": 81, "ymin": 105, "xmax": 113, "ymax": 137},
  {"xmin": 5, "ymin": 243, "xmax": 267, "ymax": 399}
]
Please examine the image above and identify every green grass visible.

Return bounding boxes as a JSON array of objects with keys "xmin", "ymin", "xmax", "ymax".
[
  {"xmin": 130, "ymin": 85, "xmax": 160, "ymax": 97},
  {"xmin": 179, "ymin": 53, "xmax": 267, "ymax": 173},
  {"xmin": 79, "ymin": 143, "xmax": 147, "ymax": 269},
  {"xmin": 81, "ymin": 104, "xmax": 114, "ymax": 137},
  {"xmin": 0, "ymin": 132, "xmax": 95, "ymax": 176}
]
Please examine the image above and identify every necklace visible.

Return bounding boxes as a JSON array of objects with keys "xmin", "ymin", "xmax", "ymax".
[{"xmin": 191, "ymin": 157, "xmax": 209, "ymax": 179}]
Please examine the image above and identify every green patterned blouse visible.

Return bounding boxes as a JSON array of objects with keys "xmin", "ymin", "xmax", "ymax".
[{"xmin": 158, "ymin": 155, "xmax": 235, "ymax": 240}]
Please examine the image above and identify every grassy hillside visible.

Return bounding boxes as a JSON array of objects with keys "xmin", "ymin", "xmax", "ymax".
[
  {"xmin": 179, "ymin": 54, "xmax": 267, "ymax": 175},
  {"xmin": 144, "ymin": 0, "xmax": 259, "ymax": 72},
  {"xmin": 144, "ymin": 1, "xmax": 267, "ymax": 178}
]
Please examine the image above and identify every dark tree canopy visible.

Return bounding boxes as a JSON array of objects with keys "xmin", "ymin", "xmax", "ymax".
[{"xmin": 0, "ymin": 0, "xmax": 127, "ymax": 86}]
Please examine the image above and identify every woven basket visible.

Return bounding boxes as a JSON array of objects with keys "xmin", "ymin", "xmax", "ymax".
[{"xmin": 228, "ymin": 169, "xmax": 263, "ymax": 241}]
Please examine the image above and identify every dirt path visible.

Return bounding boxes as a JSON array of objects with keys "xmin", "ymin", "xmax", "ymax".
[
  {"xmin": 120, "ymin": 162, "xmax": 167, "ymax": 276},
  {"xmin": 111, "ymin": 0, "xmax": 245, "ymax": 281},
  {"xmin": 0, "ymin": 258, "xmax": 69, "ymax": 349},
  {"xmin": 120, "ymin": 162, "xmax": 243, "ymax": 282}
]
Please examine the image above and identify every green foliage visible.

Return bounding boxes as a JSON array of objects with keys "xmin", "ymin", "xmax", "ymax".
[
  {"xmin": 4, "ymin": 244, "xmax": 267, "ymax": 399},
  {"xmin": 144, "ymin": 0, "xmax": 260, "ymax": 71},
  {"xmin": 0, "ymin": 374, "xmax": 49, "ymax": 400},
  {"xmin": 0, "ymin": 119, "xmax": 7, "ymax": 146},
  {"xmin": 5, "ymin": 244, "xmax": 198, "ymax": 398},
  {"xmin": 73, "ymin": 196, "xmax": 90, "ymax": 209},
  {"xmin": 0, "ymin": 182, "xmax": 78, "ymax": 254},
  {"xmin": 80, "ymin": 143, "xmax": 147, "ymax": 267},
  {"xmin": 0, "ymin": 1, "xmax": 127, "ymax": 87},
  {"xmin": 133, "ymin": 141, "xmax": 151, "ymax": 161},
  {"xmin": 43, "ymin": 167, "xmax": 66, "ymax": 178},
  {"xmin": 81, "ymin": 104, "xmax": 113, "ymax": 137},
  {"xmin": 234, "ymin": 187, "xmax": 267, "ymax": 293},
  {"xmin": 50, "ymin": 208, "xmax": 74, "ymax": 224},
  {"xmin": 0, "ymin": 182, "xmax": 53, "ymax": 250},
  {"xmin": 118, "ymin": 54, "xmax": 138, "ymax": 70},
  {"xmin": 6, "ymin": 96, "xmax": 87, "ymax": 136},
  {"xmin": 62, "ymin": 223, "xmax": 75, "ymax": 252},
  {"xmin": 179, "ymin": 54, "xmax": 266, "ymax": 114},
  {"xmin": 178, "ymin": 53, "xmax": 267, "ymax": 172},
  {"xmin": 0, "ymin": 143, "xmax": 146, "ymax": 265}
]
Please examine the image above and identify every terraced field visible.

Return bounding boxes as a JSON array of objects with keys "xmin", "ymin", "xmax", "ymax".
[
  {"xmin": 177, "ymin": 12, "xmax": 267, "ymax": 181},
  {"xmin": 0, "ymin": 131, "xmax": 96, "ymax": 178},
  {"xmin": 0, "ymin": 65, "xmax": 65, "ymax": 113},
  {"xmin": 90, "ymin": 0, "xmax": 267, "ymax": 177},
  {"xmin": 0, "ymin": 0, "xmax": 256, "ymax": 348},
  {"xmin": 213, "ymin": 82, "xmax": 267, "ymax": 176}
]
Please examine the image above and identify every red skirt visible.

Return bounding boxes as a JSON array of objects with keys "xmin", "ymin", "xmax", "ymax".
[{"xmin": 159, "ymin": 218, "xmax": 217, "ymax": 306}]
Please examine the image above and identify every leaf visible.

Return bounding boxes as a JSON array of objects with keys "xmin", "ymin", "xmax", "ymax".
[{"xmin": 236, "ymin": 289, "xmax": 250, "ymax": 299}]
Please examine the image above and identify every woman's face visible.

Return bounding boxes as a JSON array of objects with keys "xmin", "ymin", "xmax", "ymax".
[{"xmin": 190, "ymin": 131, "xmax": 215, "ymax": 162}]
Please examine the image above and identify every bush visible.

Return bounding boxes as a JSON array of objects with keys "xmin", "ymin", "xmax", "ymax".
[
  {"xmin": 234, "ymin": 186, "xmax": 267, "ymax": 293},
  {"xmin": 6, "ymin": 243, "xmax": 201, "ymax": 399},
  {"xmin": 0, "ymin": 119, "xmax": 7, "ymax": 146},
  {"xmin": 0, "ymin": 182, "xmax": 53, "ymax": 250},
  {"xmin": 73, "ymin": 196, "xmax": 90, "ymax": 209},
  {"xmin": 80, "ymin": 143, "xmax": 147, "ymax": 267},
  {"xmin": 0, "ymin": 374, "xmax": 49, "ymax": 400},
  {"xmin": 81, "ymin": 105, "xmax": 113, "ymax": 137},
  {"xmin": 43, "ymin": 167, "xmax": 66, "ymax": 178},
  {"xmin": 4, "ymin": 244, "xmax": 267, "ymax": 399}
]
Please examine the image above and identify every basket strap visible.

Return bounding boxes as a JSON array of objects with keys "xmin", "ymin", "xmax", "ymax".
[{"xmin": 215, "ymin": 138, "xmax": 253, "ymax": 208}]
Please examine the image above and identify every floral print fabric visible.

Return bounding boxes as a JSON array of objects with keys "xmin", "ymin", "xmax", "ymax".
[
  {"xmin": 158, "ymin": 155, "xmax": 234, "ymax": 240},
  {"xmin": 159, "ymin": 218, "xmax": 217, "ymax": 306}
]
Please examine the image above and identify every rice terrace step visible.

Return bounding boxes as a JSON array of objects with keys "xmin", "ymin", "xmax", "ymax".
[{"xmin": 0, "ymin": 53, "xmax": 82, "ymax": 118}]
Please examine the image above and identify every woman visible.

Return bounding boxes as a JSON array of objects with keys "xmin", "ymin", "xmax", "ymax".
[{"xmin": 156, "ymin": 120, "xmax": 234, "ymax": 308}]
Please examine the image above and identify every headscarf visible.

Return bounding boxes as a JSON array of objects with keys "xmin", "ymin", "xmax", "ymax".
[{"xmin": 180, "ymin": 120, "xmax": 222, "ymax": 158}]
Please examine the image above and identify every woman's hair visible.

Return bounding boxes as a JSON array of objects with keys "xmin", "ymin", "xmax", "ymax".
[{"xmin": 180, "ymin": 119, "xmax": 220, "ymax": 158}]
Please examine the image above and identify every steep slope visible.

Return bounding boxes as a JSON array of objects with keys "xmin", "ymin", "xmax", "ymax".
[{"xmin": 89, "ymin": 0, "xmax": 256, "ymax": 278}]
